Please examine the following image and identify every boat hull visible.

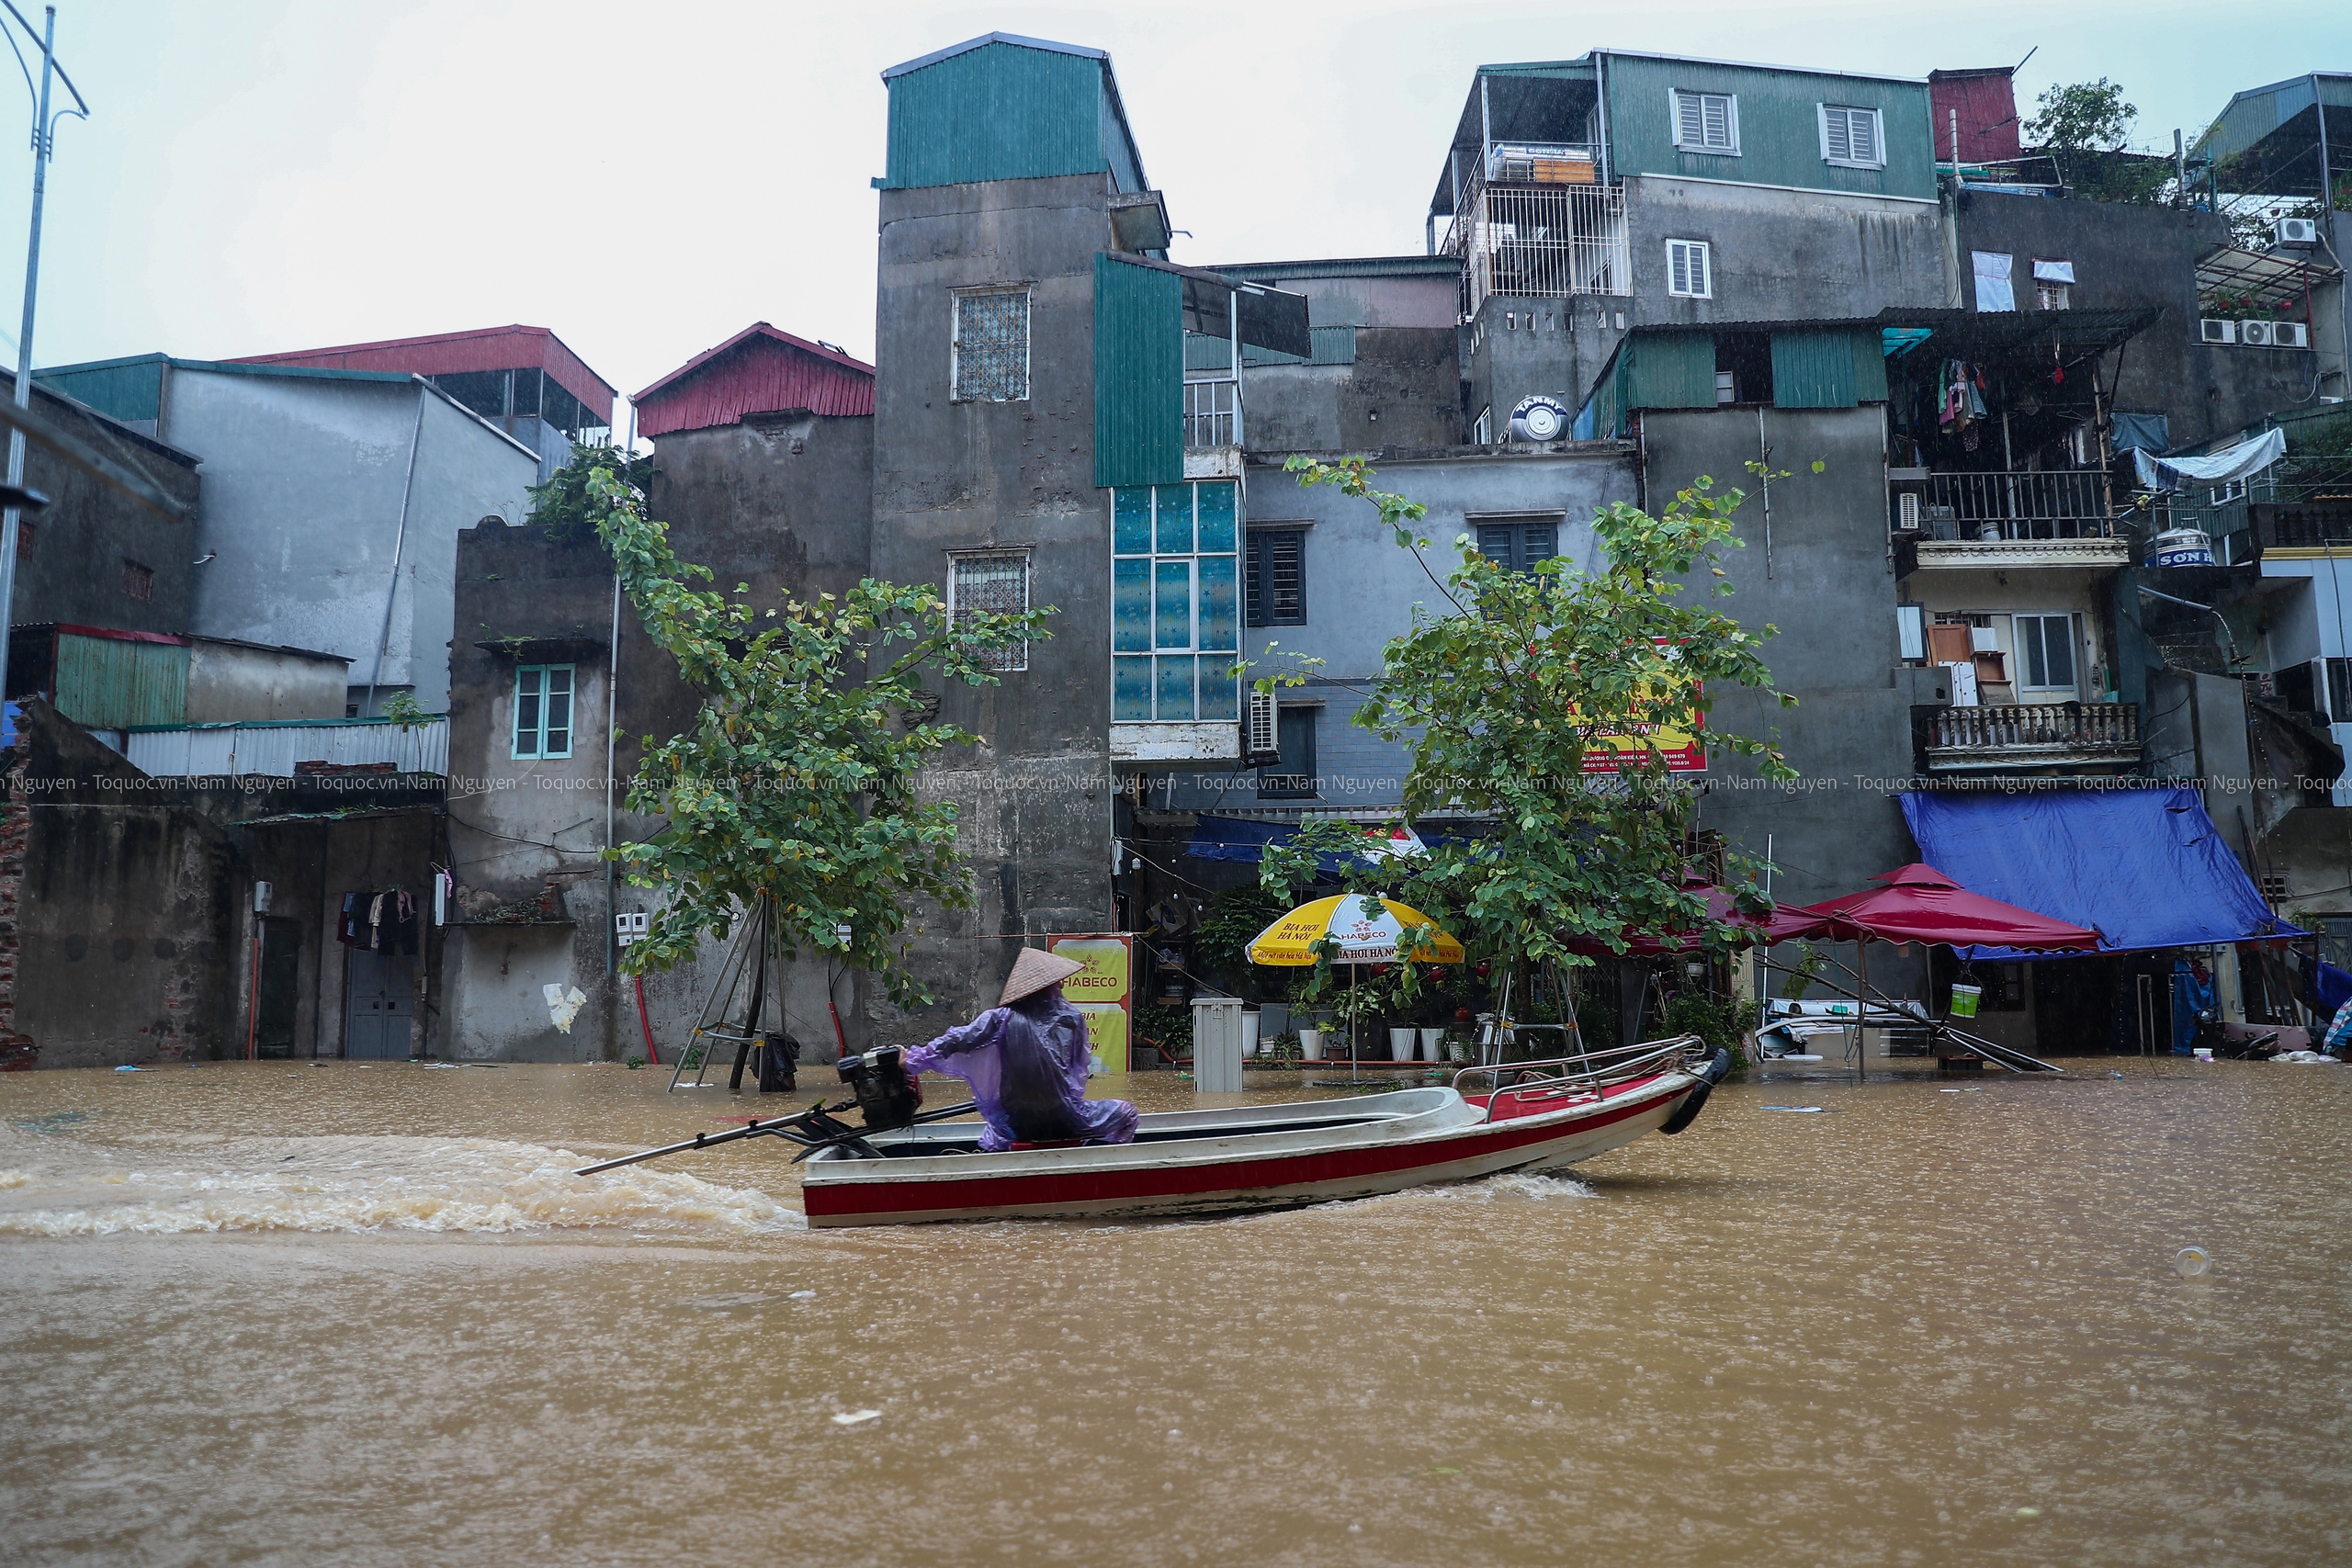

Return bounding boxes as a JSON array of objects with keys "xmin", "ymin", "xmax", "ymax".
[{"xmin": 801, "ymin": 1073, "xmax": 1697, "ymax": 1227}]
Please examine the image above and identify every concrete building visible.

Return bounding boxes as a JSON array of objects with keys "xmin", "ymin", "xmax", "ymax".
[
  {"xmin": 36, "ymin": 355, "xmax": 542, "ymax": 717},
  {"xmin": 436, "ymin": 324, "xmax": 876, "ymax": 1061},
  {"xmin": 1430, "ymin": 52, "xmax": 1954, "ymax": 443}
]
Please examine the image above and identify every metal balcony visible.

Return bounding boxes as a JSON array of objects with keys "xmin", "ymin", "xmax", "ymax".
[
  {"xmin": 1442, "ymin": 175, "xmax": 1630, "ymax": 319},
  {"xmin": 1184, "ymin": 378, "xmax": 1238, "ymax": 450},
  {"xmin": 1896, "ymin": 470, "xmax": 2130, "ymax": 570},
  {"xmin": 1920, "ymin": 702, "xmax": 2141, "ymax": 772}
]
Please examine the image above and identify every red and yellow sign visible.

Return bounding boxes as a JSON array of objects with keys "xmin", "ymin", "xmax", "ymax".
[
  {"xmin": 1047, "ymin": 935, "xmax": 1130, "ymax": 1075},
  {"xmin": 1580, "ymin": 639, "xmax": 1706, "ymax": 774}
]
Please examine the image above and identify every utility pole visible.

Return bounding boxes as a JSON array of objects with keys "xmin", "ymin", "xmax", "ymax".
[{"xmin": 0, "ymin": 4, "xmax": 87, "ymax": 723}]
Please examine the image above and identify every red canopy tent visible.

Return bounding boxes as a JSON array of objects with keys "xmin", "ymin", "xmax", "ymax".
[
  {"xmin": 1774, "ymin": 864, "xmax": 2100, "ymax": 1076},
  {"xmin": 1565, "ymin": 872, "xmax": 1827, "ymax": 957},
  {"xmin": 1792, "ymin": 863, "xmax": 2101, "ymax": 953}
]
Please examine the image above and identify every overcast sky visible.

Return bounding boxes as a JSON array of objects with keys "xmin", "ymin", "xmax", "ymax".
[{"xmin": 6, "ymin": 0, "xmax": 2346, "ymax": 424}]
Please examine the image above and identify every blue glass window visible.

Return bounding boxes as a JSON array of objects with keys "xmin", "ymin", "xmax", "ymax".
[{"xmin": 1106, "ymin": 482, "xmax": 1241, "ymax": 724}]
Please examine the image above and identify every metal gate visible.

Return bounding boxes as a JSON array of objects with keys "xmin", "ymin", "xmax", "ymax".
[{"xmin": 344, "ymin": 951, "xmax": 415, "ymax": 1060}]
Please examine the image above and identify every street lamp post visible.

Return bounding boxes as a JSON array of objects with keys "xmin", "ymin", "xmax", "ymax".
[{"xmin": 0, "ymin": 2, "xmax": 86, "ymax": 727}]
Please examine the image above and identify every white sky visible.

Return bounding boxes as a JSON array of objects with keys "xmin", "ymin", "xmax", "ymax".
[{"xmin": 7, "ymin": 0, "xmax": 2347, "ymax": 425}]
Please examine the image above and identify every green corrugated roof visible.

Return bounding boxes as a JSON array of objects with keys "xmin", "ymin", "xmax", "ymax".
[{"xmin": 1211, "ymin": 256, "xmax": 1461, "ymax": 281}]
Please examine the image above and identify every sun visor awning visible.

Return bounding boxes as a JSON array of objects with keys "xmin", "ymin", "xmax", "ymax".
[
  {"xmin": 1112, "ymin": 254, "xmax": 1313, "ymax": 359},
  {"xmin": 1898, "ymin": 788, "xmax": 2303, "ymax": 958}
]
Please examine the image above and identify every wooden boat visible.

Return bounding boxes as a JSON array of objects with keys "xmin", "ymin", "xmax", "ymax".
[{"xmin": 799, "ymin": 1035, "xmax": 1728, "ymax": 1227}]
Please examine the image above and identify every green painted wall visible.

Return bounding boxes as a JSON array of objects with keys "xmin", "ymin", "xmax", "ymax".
[
  {"xmin": 1601, "ymin": 54, "xmax": 1934, "ymax": 201},
  {"xmin": 1094, "ymin": 255, "xmax": 1182, "ymax": 489},
  {"xmin": 52, "ymin": 633, "xmax": 187, "ymax": 729},
  {"xmin": 35, "ymin": 355, "xmax": 165, "ymax": 424},
  {"xmin": 883, "ymin": 40, "xmax": 1133, "ymax": 191}
]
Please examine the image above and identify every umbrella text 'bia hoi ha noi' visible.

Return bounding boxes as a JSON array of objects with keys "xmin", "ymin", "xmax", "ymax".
[{"xmin": 1249, "ymin": 896, "xmax": 1465, "ymax": 1079}]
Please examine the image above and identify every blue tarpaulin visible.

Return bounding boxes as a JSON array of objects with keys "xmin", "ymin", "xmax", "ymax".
[
  {"xmin": 1898, "ymin": 788, "xmax": 2301, "ymax": 958},
  {"xmin": 1185, "ymin": 816, "xmax": 1469, "ymax": 875}
]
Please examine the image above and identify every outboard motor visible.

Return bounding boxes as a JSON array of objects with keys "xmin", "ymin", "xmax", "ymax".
[
  {"xmin": 1659, "ymin": 1046, "xmax": 1733, "ymax": 1136},
  {"xmin": 836, "ymin": 1045, "xmax": 923, "ymax": 1131}
]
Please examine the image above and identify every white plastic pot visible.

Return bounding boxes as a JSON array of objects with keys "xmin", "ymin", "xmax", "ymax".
[
  {"xmin": 1299, "ymin": 1028, "xmax": 1323, "ymax": 1061},
  {"xmin": 1240, "ymin": 1010, "xmax": 1261, "ymax": 1058},
  {"xmin": 1389, "ymin": 1027, "xmax": 1418, "ymax": 1062},
  {"xmin": 1420, "ymin": 1027, "xmax": 1447, "ymax": 1061}
]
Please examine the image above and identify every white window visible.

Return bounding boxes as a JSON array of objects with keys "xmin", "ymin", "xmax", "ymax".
[
  {"xmin": 513, "ymin": 664, "xmax": 573, "ymax": 760},
  {"xmin": 1819, "ymin": 105, "xmax": 1883, "ymax": 168},
  {"xmin": 951, "ymin": 287, "xmax": 1030, "ymax": 401},
  {"xmin": 1667, "ymin": 239, "xmax": 1713, "ymax": 299},
  {"xmin": 948, "ymin": 551, "xmax": 1030, "ymax": 672},
  {"xmin": 1895, "ymin": 604, "xmax": 1927, "ymax": 662},
  {"xmin": 2033, "ymin": 258, "xmax": 2075, "ymax": 312},
  {"xmin": 1971, "ymin": 252, "xmax": 2015, "ymax": 313},
  {"xmin": 1672, "ymin": 91, "xmax": 1738, "ymax": 154},
  {"xmin": 2014, "ymin": 615, "xmax": 2078, "ymax": 694},
  {"xmin": 1473, "ymin": 407, "xmax": 1492, "ymax": 445}
]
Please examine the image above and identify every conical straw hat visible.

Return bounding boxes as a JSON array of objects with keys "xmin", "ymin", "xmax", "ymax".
[{"xmin": 1001, "ymin": 945, "xmax": 1087, "ymax": 1006}]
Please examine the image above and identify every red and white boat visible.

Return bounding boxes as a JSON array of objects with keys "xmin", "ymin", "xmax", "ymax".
[{"xmin": 799, "ymin": 1036, "xmax": 1727, "ymax": 1227}]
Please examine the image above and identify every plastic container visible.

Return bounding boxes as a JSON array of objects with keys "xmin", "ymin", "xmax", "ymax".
[
  {"xmin": 1240, "ymin": 1010, "xmax": 1261, "ymax": 1058},
  {"xmin": 1420, "ymin": 1027, "xmax": 1447, "ymax": 1061},
  {"xmin": 1389, "ymin": 1027, "xmax": 1418, "ymax": 1062},
  {"xmin": 1949, "ymin": 983, "xmax": 1982, "ymax": 1020},
  {"xmin": 1298, "ymin": 1028, "xmax": 1323, "ymax": 1061}
]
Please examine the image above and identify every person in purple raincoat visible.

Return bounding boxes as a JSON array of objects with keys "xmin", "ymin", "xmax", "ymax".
[{"xmin": 903, "ymin": 948, "xmax": 1138, "ymax": 1152}]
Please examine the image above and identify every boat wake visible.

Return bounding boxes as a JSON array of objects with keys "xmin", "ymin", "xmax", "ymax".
[
  {"xmin": 0, "ymin": 1134, "xmax": 805, "ymax": 1238},
  {"xmin": 1418, "ymin": 1170, "xmax": 1600, "ymax": 1203}
]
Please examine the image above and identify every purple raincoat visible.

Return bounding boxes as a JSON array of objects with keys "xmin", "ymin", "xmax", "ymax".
[{"xmin": 904, "ymin": 988, "xmax": 1138, "ymax": 1153}]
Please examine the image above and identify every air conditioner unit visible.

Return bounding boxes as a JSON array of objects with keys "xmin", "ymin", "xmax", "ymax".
[
  {"xmin": 2238, "ymin": 320, "xmax": 2276, "ymax": 347},
  {"xmin": 1243, "ymin": 689, "xmax": 1279, "ymax": 763},
  {"xmin": 2271, "ymin": 321, "xmax": 2310, "ymax": 349},
  {"xmin": 2199, "ymin": 318, "xmax": 2236, "ymax": 344},
  {"xmin": 2275, "ymin": 216, "xmax": 2319, "ymax": 246}
]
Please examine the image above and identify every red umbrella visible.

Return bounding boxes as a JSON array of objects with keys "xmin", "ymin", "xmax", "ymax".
[
  {"xmin": 1566, "ymin": 873, "xmax": 1829, "ymax": 957},
  {"xmin": 1793, "ymin": 863, "xmax": 2100, "ymax": 952}
]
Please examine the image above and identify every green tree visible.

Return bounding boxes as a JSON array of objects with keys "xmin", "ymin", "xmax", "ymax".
[
  {"xmin": 530, "ymin": 442, "xmax": 653, "ymax": 546},
  {"xmin": 1278, "ymin": 456, "xmax": 1794, "ymax": 989},
  {"xmin": 2026, "ymin": 79, "xmax": 2169, "ymax": 203},
  {"xmin": 577, "ymin": 460, "xmax": 1051, "ymax": 1008}
]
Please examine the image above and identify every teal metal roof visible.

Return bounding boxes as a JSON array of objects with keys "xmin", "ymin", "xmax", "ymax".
[
  {"xmin": 2191, "ymin": 73, "xmax": 2352, "ymax": 197},
  {"xmin": 1211, "ymin": 256, "xmax": 1462, "ymax": 281},
  {"xmin": 878, "ymin": 33, "xmax": 1148, "ymax": 193},
  {"xmin": 38, "ymin": 352, "xmax": 413, "ymax": 424}
]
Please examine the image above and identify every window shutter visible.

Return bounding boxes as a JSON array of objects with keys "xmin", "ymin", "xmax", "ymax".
[
  {"xmin": 1676, "ymin": 92, "xmax": 1703, "ymax": 147},
  {"xmin": 1668, "ymin": 243, "xmax": 1688, "ymax": 295},
  {"xmin": 1702, "ymin": 96, "xmax": 1730, "ymax": 149},
  {"xmin": 1244, "ymin": 535, "xmax": 1267, "ymax": 626},
  {"xmin": 1245, "ymin": 688, "xmax": 1279, "ymax": 760},
  {"xmin": 1688, "ymin": 243, "xmax": 1708, "ymax": 298},
  {"xmin": 1267, "ymin": 531, "xmax": 1303, "ymax": 622},
  {"xmin": 1824, "ymin": 107, "xmax": 1851, "ymax": 163},
  {"xmin": 1523, "ymin": 523, "xmax": 1558, "ymax": 565},
  {"xmin": 1476, "ymin": 523, "xmax": 1517, "ymax": 567},
  {"xmin": 1851, "ymin": 109, "xmax": 1878, "ymax": 164}
]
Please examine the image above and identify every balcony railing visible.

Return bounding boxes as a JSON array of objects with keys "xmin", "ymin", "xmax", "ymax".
[
  {"xmin": 1184, "ymin": 378, "xmax": 1238, "ymax": 449},
  {"xmin": 1443, "ymin": 175, "xmax": 1630, "ymax": 319},
  {"xmin": 1896, "ymin": 471, "xmax": 2113, "ymax": 541},
  {"xmin": 1921, "ymin": 702, "xmax": 2141, "ymax": 769}
]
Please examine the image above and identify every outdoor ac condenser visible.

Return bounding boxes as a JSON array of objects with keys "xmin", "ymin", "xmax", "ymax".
[
  {"xmin": 2199, "ymin": 319, "xmax": 2236, "ymax": 344},
  {"xmin": 2275, "ymin": 217, "xmax": 2319, "ymax": 246},
  {"xmin": 2238, "ymin": 321, "xmax": 2276, "ymax": 346},
  {"xmin": 2271, "ymin": 321, "xmax": 2310, "ymax": 349},
  {"xmin": 1243, "ymin": 689, "xmax": 1279, "ymax": 763}
]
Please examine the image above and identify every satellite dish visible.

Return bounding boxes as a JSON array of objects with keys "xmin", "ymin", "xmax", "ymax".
[{"xmin": 1509, "ymin": 395, "xmax": 1568, "ymax": 443}]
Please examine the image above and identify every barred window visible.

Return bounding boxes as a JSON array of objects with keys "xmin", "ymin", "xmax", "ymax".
[
  {"xmin": 950, "ymin": 552, "xmax": 1030, "ymax": 672},
  {"xmin": 953, "ymin": 287, "xmax": 1030, "ymax": 402},
  {"xmin": 121, "ymin": 559, "xmax": 153, "ymax": 601}
]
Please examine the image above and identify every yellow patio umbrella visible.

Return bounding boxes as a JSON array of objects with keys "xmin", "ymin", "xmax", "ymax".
[
  {"xmin": 1249, "ymin": 896, "xmax": 1464, "ymax": 1078},
  {"xmin": 1249, "ymin": 895, "xmax": 1464, "ymax": 966}
]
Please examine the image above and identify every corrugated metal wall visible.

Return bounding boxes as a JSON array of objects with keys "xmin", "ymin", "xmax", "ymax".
[
  {"xmin": 1602, "ymin": 54, "xmax": 1936, "ymax": 201},
  {"xmin": 1095, "ymin": 255, "xmax": 1182, "ymax": 489},
  {"xmin": 52, "ymin": 633, "xmax": 187, "ymax": 729},
  {"xmin": 637, "ymin": 333, "xmax": 876, "ymax": 438},
  {"xmin": 1770, "ymin": 328, "xmax": 1888, "ymax": 409},
  {"xmin": 34, "ymin": 356, "xmax": 165, "ymax": 424},
  {"xmin": 125, "ymin": 718, "xmax": 449, "ymax": 778},
  {"xmin": 884, "ymin": 40, "xmax": 1108, "ymax": 190},
  {"xmin": 1629, "ymin": 334, "xmax": 1718, "ymax": 411}
]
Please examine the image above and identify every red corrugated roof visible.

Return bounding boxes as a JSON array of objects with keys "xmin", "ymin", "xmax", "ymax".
[
  {"xmin": 1928, "ymin": 68, "xmax": 2023, "ymax": 164},
  {"xmin": 228, "ymin": 325, "xmax": 616, "ymax": 425},
  {"xmin": 633, "ymin": 322, "xmax": 875, "ymax": 438}
]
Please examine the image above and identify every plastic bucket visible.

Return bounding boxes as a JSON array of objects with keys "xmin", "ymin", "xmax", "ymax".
[
  {"xmin": 1299, "ymin": 1028, "xmax": 1323, "ymax": 1061},
  {"xmin": 1389, "ymin": 1027, "xmax": 1419, "ymax": 1062},
  {"xmin": 1240, "ymin": 1011, "xmax": 1261, "ymax": 1058},
  {"xmin": 1420, "ymin": 1027, "xmax": 1447, "ymax": 1061},
  {"xmin": 1949, "ymin": 983, "xmax": 1982, "ymax": 1020}
]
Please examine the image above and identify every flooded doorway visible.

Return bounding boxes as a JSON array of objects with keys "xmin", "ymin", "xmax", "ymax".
[
  {"xmin": 343, "ymin": 951, "xmax": 414, "ymax": 1060},
  {"xmin": 254, "ymin": 917, "xmax": 301, "ymax": 1059}
]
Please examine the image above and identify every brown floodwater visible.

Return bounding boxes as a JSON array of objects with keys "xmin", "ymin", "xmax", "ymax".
[{"xmin": 2, "ymin": 1055, "xmax": 2346, "ymax": 1566}]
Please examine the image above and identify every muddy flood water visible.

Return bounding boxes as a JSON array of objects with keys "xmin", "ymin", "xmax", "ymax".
[{"xmin": 2, "ymin": 1056, "xmax": 2347, "ymax": 1566}]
